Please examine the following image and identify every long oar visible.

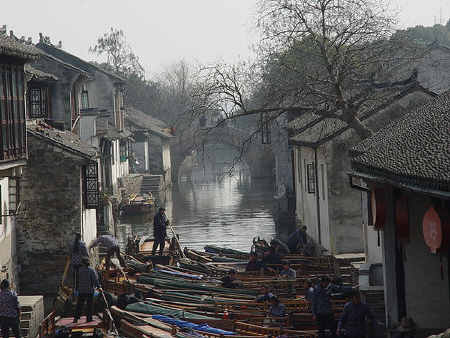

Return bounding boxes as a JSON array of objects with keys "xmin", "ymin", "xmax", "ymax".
[
  {"xmin": 99, "ymin": 288, "xmax": 119, "ymax": 335},
  {"xmin": 167, "ymin": 222, "xmax": 186, "ymax": 258}
]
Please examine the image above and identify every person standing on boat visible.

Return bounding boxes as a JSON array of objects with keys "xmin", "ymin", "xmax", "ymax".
[
  {"xmin": 152, "ymin": 207, "xmax": 169, "ymax": 256},
  {"xmin": 74, "ymin": 257, "xmax": 101, "ymax": 323},
  {"xmin": 245, "ymin": 252, "xmax": 263, "ymax": 272},
  {"xmin": 279, "ymin": 261, "xmax": 296, "ymax": 280},
  {"xmin": 268, "ymin": 296, "xmax": 286, "ymax": 317},
  {"xmin": 89, "ymin": 233, "xmax": 125, "ymax": 270},
  {"xmin": 71, "ymin": 233, "xmax": 89, "ymax": 292},
  {"xmin": 312, "ymin": 276, "xmax": 336, "ymax": 338},
  {"xmin": 256, "ymin": 285, "xmax": 274, "ymax": 302},
  {"xmin": 0, "ymin": 279, "xmax": 20, "ymax": 338}
]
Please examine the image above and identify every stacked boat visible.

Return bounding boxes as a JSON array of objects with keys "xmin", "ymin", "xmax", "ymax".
[{"xmin": 98, "ymin": 241, "xmax": 357, "ymax": 337}]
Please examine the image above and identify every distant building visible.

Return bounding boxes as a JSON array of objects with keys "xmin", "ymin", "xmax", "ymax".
[
  {"xmin": 125, "ymin": 106, "xmax": 174, "ymax": 185},
  {"xmin": 349, "ymin": 91, "xmax": 450, "ymax": 331},
  {"xmin": 0, "ymin": 32, "xmax": 40, "ymax": 288}
]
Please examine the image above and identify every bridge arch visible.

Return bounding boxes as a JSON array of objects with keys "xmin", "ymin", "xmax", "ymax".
[{"xmin": 171, "ymin": 126, "xmax": 274, "ymax": 184}]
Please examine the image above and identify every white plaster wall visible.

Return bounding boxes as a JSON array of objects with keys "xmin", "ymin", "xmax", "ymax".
[
  {"xmin": 162, "ymin": 141, "xmax": 172, "ymax": 185},
  {"xmin": 294, "ymin": 147, "xmax": 331, "ymax": 251},
  {"xmin": 366, "ymin": 223, "xmax": 383, "ymax": 264},
  {"xmin": 111, "ymin": 140, "xmax": 121, "ymax": 194},
  {"xmin": 0, "ymin": 178, "xmax": 11, "ymax": 279},
  {"xmin": 0, "ymin": 177, "xmax": 10, "ymax": 238},
  {"xmin": 81, "ymin": 208, "xmax": 97, "ymax": 249},
  {"xmin": 79, "ymin": 115, "xmax": 97, "ymax": 145}
]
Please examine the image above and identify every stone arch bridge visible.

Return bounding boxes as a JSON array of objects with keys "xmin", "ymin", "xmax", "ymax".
[{"xmin": 171, "ymin": 125, "xmax": 274, "ymax": 183}]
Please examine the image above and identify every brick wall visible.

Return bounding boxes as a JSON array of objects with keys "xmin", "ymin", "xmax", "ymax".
[{"xmin": 16, "ymin": 135, "xmax": 89, "ymax": 300}]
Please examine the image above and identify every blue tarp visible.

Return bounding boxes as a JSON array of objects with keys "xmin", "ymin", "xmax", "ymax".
[{"xmin": 152, "ymin": 315, "xmax": 235, "ymax": 336}]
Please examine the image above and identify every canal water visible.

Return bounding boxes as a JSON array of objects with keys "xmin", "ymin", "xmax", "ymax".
[{"xmin": 117, "ymin": 175, "xmax": 277, "ymax": 252}]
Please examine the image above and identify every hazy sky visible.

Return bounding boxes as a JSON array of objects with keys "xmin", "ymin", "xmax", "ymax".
[{"xmin": 3, "ymin": 0, "xmax": 449, "ymax": 76}]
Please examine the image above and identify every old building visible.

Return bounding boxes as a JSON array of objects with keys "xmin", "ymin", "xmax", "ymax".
[
  {"xmin": 125, "ymin": 107, "xmax": 174, "ymax": 185},
  {"xmin": 289, "ymin": 86, "xmax": 435, "ymax": 255},
  {"xmin": 0, "ymin": 33, "xmax": 40, "ymax": 288},
  {"xmin": 349, "ymin": 91, "xmax": 450, "ymax": 332},
  {"xmin": 16, "ymin": 123, "xmax": 98, "ymax": 308},
  {"xmin": 32, "ymin": 37, "xmax": 132, "ymax": 233},
  {"xmin": 13, "ymin": 59, "xmax": 99, "ymax": 308}
]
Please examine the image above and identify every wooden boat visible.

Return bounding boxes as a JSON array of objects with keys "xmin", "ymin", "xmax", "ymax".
[
  {"xmin": 38, "ymin": 312, "xmax": 111, "ymax": 338},
  {"xmin": 121, "ymin": 193, "xmax": 155, "ymax": 215}
]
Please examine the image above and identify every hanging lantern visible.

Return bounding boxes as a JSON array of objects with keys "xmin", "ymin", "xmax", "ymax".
[
  {"xmin": 395, "ymin": 194, "xmax": 409, "ymax": 242},
  {"xmin": 370, "ymin": 188, "xmax": 386, "ymax": 230},
  {"xmin": 261, "ymin": 113, "xmax": 271, "ymax": 144},
  {"xmin": 422, "ymin": 206, "xmax": 443, "ymax": 254}
]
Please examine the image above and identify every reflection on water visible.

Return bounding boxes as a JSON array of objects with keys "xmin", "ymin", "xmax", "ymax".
[{"xmin": 117, "ymin": 175, "xmax": 276, "ymax": 252}]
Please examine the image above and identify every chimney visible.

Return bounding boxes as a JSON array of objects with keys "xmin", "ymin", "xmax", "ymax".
[
  {"xmin": 9, "ymin": 30, "xmax": 14, "ymax": 38},
  {"xmin": 39, "ymin": 32, "xmax": 43, "ymax": 43},
  {"xmin": 57, "ymin": 41, "xmax": 62, "ymax": 48}
]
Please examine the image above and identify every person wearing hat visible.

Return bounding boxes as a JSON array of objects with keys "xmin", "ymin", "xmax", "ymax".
[
  {"xmin": 312, "ymin": 276, "xmax": 336, "ymax": 338},
  {"xmin": 337, "ymin": 291, "xmax": 374, "ymax": 338},
  {"xmin": 74, "ymin": 257, "xmax": 101, "ymax": 323},
  {"xmin": 152, "ymin": 207, "xmax": 169, "ymax": 256},
  {"xmin": 0, "ymin": 279, "xmax": 20, "ymax": 338},
  {"xmin": 221, "ymin": 269, "xmax": 240, "ymax": 288},
  {"xmin": 71, "ymin": 233, "xmax": 89, "ymax": 291},
  {"xmin": 89, "ymin": 232, "xmax": 125, "ymax": 270}
]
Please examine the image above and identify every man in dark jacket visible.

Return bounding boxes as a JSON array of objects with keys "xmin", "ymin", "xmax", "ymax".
[
  {"xmin": 338, "ymin": 291, "xmax": 374, "ymax": 338},
  {"xmin": 0, "ymin": 279, "xmax": 20, "ymax": 338},
  {"xmin": 74, "ymin": 257, "xmax": 101, "ymax": 323},
  {"xmin": 152, "ymin": 207, "xmax": 168, "ymax": 256},
  {"xmin": 312, "ymin": 276, "xmax": 336, "ymax": 338}
]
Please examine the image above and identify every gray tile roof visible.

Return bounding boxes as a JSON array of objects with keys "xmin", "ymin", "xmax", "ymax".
[
  {"xmin": 36, "ymin": 42, "xmax": 125, "ymax": 82},
  {"xmin": 0, "ymin": 34, "xmax": 41, "ymax": 60},
  {"xmin": 351, "ymin": 90, "xmax": 450, "ymax": 192},
  {"xmin": 27, "ymin": 122, "xmax": 98, "ymax": 159},
  {"xmin": 125, "ymin": 107, "xmax": 174, "ymax": 139},
  {"xmin": 288, "ymin": 84, "xmax": 431, "ymax": 146},
  {"xmin": 25, "ymin": 64, "xmax": 58, "ymax": 81}
]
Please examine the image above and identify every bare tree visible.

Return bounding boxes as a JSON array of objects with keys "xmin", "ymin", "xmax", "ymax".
[
  {"xmin": 190, "ymin": 0, "xmax": 423, "ymax": 140},
  {"xmin": 90, "ymin": 28, "xmax": 145, "ymax": 79}
]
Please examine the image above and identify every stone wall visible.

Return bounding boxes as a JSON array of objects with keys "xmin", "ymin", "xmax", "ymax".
[{"xmin": 16, "ymin": 135, "xmax": 89, "ymax": 300}]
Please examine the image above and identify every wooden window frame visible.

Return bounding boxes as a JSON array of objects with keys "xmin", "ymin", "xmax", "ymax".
[
  {"xmin": 0, "ymin": 64, "xmax": 26, "ymax": 162},
  {"xmin": 28, "ymin": 86, "xmax": 49, "ymax": 118},
  {"xmin": 306, "ymin": 163, "xmax": 316, "ymax": 194},
  {"xmin": 81, "ymin": 89, "xmax": 89, "ymax": 110}
]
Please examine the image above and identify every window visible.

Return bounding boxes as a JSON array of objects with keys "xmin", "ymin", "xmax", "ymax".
[
  {"xmin": 81, "ymin": 89, "xmax": 89, "ymax": 110},
  {"xmin": 29, "ymin": 87, "xmax": 48, "ymax": 118},
  {"xmin": 306, "ymin": 163, "xmax": 316, "ymax": 194},
  {"xmin": 120, "ymin": 141, "xmax": 128, "ymax": 162},
  {"xmin": 321, "ymin": 163, "xmax": 326, "ymax": 200},
  {"xmin": 83, "ymin": 162, "xmax": 99, "ymax": 209},
  {"xmin": 0, "ymin": 64, "xmax": 26, "ymax": 162}
]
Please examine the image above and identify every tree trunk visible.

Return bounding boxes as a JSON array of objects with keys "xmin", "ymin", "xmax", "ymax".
[{"xmin": 345, "ymin": 115, "xmax": 373, "ymax": 140}]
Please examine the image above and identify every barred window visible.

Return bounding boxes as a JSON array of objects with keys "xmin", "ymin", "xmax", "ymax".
[
  {"xmin": 29, "ymin": 87, "xmax": 48, "ymax": 118},
  {"xmin": 83, "ymin": 162, "xmax": 99, "ymax": 209}
]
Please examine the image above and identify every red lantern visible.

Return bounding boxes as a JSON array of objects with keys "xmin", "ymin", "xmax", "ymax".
[
  {"xmin": 395, "ymin": 194, "xmax": 409, "ymax": 241},
  {"xmin": 422, "ymin": 206, "xmax": 442, "ymax": 254},
  {"xmin": 371, "ymin": 189, "xmax": 386, "ymax": 230}
]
